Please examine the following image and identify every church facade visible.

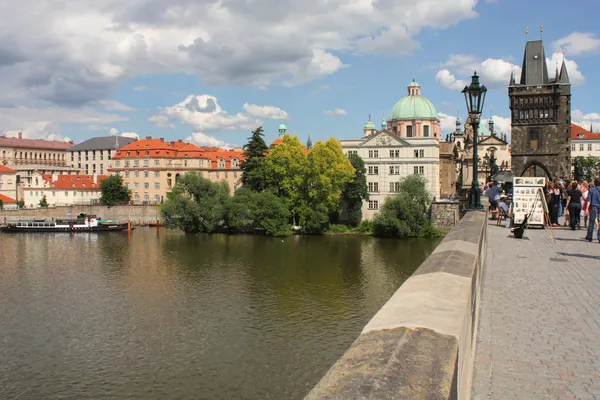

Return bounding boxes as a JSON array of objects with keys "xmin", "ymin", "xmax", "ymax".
[
  {"xmin": 509, "ymin": 39, "xmax": 571, "ymax": 178},
  {"xmin": 340, "ymin": 80, "xmax": 440, "ymax": 220}
]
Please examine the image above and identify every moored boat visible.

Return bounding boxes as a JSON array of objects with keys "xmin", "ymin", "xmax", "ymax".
[{"xmin": 0, "ymin": 214, "xmax": 132, "ymax": 233}]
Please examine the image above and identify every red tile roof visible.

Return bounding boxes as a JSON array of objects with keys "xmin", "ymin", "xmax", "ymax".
[
  {"xmin": 571, "ymin": 124, "xmax": 600, "ymax": 140},
  {"xmin": 113, "ymin": 138, "xmax": 177, "ymax": 158},
  {"xmin": 0, "ymin": 136, "xmax": 73, "ymax": 150},
  {"xmin": 38, "ymin": 174, "xmax": 108, "ymax": 190},
  {"xmin": 0, "ymin": 165, "xmax": 16, "ymax": 173},
  {"xmin": 0, "ymin": 193, "xmax": 17, "ymax": 203}
]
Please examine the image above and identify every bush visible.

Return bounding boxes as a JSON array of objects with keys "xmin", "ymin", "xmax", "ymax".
[
  {"xmin": 299, "ymin": 203, "xmax": 330, "ymax": 234},
  {"xmin": 356, "ymin": 220, "xmax": 374, "ymax": 234},
  {"xmin": 252, "ymin": 191, "xmax": 292, "ymax": 236},
  {"xmin": 327, "ymin": 224, "xmax": 351, "ymax": 233}
]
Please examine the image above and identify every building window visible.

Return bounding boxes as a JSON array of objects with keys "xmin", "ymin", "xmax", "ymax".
[
  {"xmin": 232, "ymin": 159, "xmax": 239, "ymax": 168},
  {"xmin": 134, "ymin": 171, "xmax": 139, "ymax": 178},
  {"xmin": 368, "ymin": 150, "xmax": 379, "ymax": 158},
  {"xmin": 144, "ymin": 171, "xmax": 149, "ymax": 178},
  {"xmin": 347, "ymin": 150, "xmax": 358, "ymax": 156},
  {"xmin": 419, "ymin": 166, "xmax": 424, "ymax": 174},
  {"xmin": 571, "ymin": 144, "xmax": 576, "ymax": 151},
  {"xmin": 184, "ymin": 160, "xmax": 188, "ymax": 167},
  {"xmin": 218, "ymin": 159, "xmax": 226, "ymax": 168},
  {"xmin": 134, "ymin": 160, "xmax": 139, "ymax": 167},
  {"xmin": 65, "ymin": 191, "xmax": 69, "ymax": 196},
  {"xmin": 423, "ymin": 125, "xmax": 430, "ymax": 137},
  {"xmin": 134, "ymin": 194, "xmax": 139, "ymax": 201},
  {"xmin": 389, "ymin": 182, "xmax": 400, "ymax": 192},
  {"xmin": 414, "ymin": 166, "xmax": 418, "ymax": 174},
  {"xmin": 114, "ymin": 160, "xmax": 121, "ymax": 167},
  {"xmin": 125, "ymin": 183, "xmax": 130, "ymax": 188},
  {"xmin": 389, "ymin": 165, "xmax": 400, "ymax": 175},
  {"xmin": 579, "ymin": 144, "xmax": 584, "ymax": 151},
  {"xmin": 154, "ymin": 182, "xmax": 160, "ymax": 189},
  {"xmin": 587, "ymin": 144, "xmax": 592, "ymax": 151},
  {"xmin": 368, "ymin": 182, "xmax": 379, "ymax": 192},
  {"xmin": 144, "ymin": 182, "xmax": 149, "ymax": 189},
  {"xmin": 368, "ymin": 200, "xmax": 379, "ymax": 210},
  {"xmin": 368, "ymin": 166, "xmax": 379, "ymax": 175},
  {"xmin": 134, "ymin": 183, "xmax": 139, "ymax": 189},
  {"xmin": 124, "ymin": 160, "xmax": 130, "ymax": 167},
  {"xmin": 143, "ymin": 159, "xmax": 149, "ymax": 167},
  {"xmin": 125, "ymin": 171, "xmax": 130, "ymax": 178},
  {"xmin": 407, "ymin": 126, "xmax": 413, "ymax": 137},
  {"xmin": 154, "ymin": 195, "xmax": 160, "ymax": 202},
  {"xmin": 154, "ymin": 160, "xmax": 160, "ymax": 166}
]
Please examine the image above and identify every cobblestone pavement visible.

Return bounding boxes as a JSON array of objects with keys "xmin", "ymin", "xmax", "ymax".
[{"xmin": 471, "ymin": 217, "xmax": 600, "ymax": 399}]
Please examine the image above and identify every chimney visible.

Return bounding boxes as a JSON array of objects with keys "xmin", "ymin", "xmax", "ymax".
[
  {"xmin": 178, "ymin": 139, "xmax": 183, "ymax": 142},
  {"xmin": 51, "ymin": 172, "xmax": 59, "ymax": 183},
  {"xmin": 93, "ymin": 173, "xmax": 98, "ymax": 184},
  {"xmin": 146, "ymin": 136, "xmax": 152, "ymax": 140},
  {"xmin": 18, "ymin": 132, "xmax": 23, "ymax": 139},
  {"xmin": 160, "ymin": 138, "xmax": 165, "ymax": 142}
]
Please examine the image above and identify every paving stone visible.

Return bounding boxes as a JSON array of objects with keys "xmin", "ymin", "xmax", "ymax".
[{"xmin": 471, "ymin": 217, "xmax": 600, "ymax": 399}]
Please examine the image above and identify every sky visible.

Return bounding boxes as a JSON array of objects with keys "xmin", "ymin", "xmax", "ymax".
[{"xmin": 1, "ymin": 0, "xmax": 600, "ymax": 148}]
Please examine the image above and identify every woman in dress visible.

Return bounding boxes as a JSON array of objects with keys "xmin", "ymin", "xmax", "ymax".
[
  {"xmin": 547, "ymin": 182, "xmax": 560, "ymax": 227},
  {"xmin": 581, "ymin": 181, "xmax": 589, "ymax": 228}
]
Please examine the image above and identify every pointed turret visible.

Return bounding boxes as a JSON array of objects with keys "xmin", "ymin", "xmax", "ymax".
[
  {"xmin": 509, "ymin": 70, "xmax": 516, "ymax": 86},
  {"xmin": 306, "ymin": 135, "xmax": 313, "ymax": 150},
  {"xmin": 381, "ymin": 113, "xmax": 387, "ymax": 129},
  {"xmin": 519, "ymin": 40, "xmax": 549, "ymax": 86},
  {"xmin": 557, "ymin": 59, "xmax": 570, "ymax": 84},
  {"xmin": 488, "ymin": 108, "xmax": 495, "ymax": 136},
  {"xmin": 278, "ymin": 123, "xmax": 287, "ymax": 136}
]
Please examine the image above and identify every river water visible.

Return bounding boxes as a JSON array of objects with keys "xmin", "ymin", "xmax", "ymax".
[{"xmin": 0, "ymin": 229, "xmax": 440, "ymax": 400}]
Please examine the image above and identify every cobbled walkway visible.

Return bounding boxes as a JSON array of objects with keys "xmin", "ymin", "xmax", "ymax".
[{"xmin": 472, "ymin": 218, "xmax": 600, "ymax": 399}]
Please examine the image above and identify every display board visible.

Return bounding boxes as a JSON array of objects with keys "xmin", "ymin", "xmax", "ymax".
[{"xmin": 512, "ymin": 177, "xmax": 546, "ymax": 226}]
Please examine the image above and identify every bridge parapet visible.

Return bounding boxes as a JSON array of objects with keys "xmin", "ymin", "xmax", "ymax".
[{"xmin": 305, "ymin": 210, "xmax": 487, "ymax": 400}]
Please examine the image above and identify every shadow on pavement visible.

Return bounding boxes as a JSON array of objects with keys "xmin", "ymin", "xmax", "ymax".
[{"xmin": 558, "ymin": 252, "xmax": 600, "ymax": 261}]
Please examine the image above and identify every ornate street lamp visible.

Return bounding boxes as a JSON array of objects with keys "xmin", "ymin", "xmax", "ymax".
[{"xmin": 462, "ymin": 71, "xmax": 487, "ymax": 209}]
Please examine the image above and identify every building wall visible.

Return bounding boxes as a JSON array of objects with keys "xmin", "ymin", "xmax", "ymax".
[
  {"xmin": 69, "ymin": 149, "xmax": 113, "ymax": 175},
  {"xmin": 0, "ymin": 170, "xmax": 17, "ymax": 200},
  {"xmin": 341, "ymin": 133, "xmax": 440, "ymax": 220},
  {"xmin": 111, "ymin": 157, "xmax": 242, "ymax": 203},
  {"xmin": 509, "ymin": 86, "xmax": 571, "ymax": 178},
  {"xmin": 22, "ymin": 188, "xmax": 102, "ymax": 208},
  {"xmin": 0, "ymin": 145, "xmax": 77, "ymax": 184},
  {"xmin": 571, "ymin": 140, "xmax": 600, "ymax": 158}
]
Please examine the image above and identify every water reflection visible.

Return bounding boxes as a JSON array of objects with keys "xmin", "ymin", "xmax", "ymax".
[{"xmin": 0, "ymin": 229, "xmax": 440, "ymax": 400}]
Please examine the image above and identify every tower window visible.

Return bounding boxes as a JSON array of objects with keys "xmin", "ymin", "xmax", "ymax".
[
  {"xmin": 423, "ymin": 126, "xmax": 429, "ymax": 137},
  {"xmin": 528, "ymin": 128, "xmax": 541, "ymax": 150},
  {"xmin": 406, "ymin": 126, "xmax": 413, "ymax": 137}
]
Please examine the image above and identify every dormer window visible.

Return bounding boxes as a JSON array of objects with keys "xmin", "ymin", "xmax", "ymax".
[
  {"xmin": 146, "ymin": 150, "xmax": 150, "ymax": 156},
  {"xmin": 127, "ymin": 151, "xmax": 131, "ymax": 156}
]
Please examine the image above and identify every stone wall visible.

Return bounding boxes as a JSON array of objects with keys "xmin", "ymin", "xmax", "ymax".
[
  {"xmin": 431, "ymin": 200, "xmax": 462, "ymax": 233},
  {"xmin": 0, "ymin": 204, "xmax": 162, "ymax": 224},
  {"xmin": 304, "ymin": 210, "xmax": 487, "ymax": 400}
]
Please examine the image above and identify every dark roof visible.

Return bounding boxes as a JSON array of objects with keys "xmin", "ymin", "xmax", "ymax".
[
  {"xmin": 519, "ymin": 40, "xmax": 549, "ymax": 86},
  {"xmin": 68, "ymin": 136, "xmax": 137, "ymax": 152},
  {"xmin": 0, "ymin": 136, "xmax": 73, "ymax": 150}
]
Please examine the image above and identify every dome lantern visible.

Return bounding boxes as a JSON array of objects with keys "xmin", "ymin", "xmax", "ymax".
[
  {"xmin": 389, "ymin": 79, "xmax": 438, "ymax": 121},
  {"xmin": 278, "ymin": 123, "xmax": 287, "ymax": 136}
]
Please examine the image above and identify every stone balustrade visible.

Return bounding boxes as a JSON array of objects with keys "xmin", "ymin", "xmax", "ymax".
[{"xmin": 304, "ymin": 210, "xmax": 487, "ymax": 400}]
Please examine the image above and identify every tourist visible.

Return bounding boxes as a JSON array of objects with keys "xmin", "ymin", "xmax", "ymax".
[
  {"xmin": 584, "ymin": 177, "xmax": 600, "ymax": 243},
  {"xmin": 566, "ymin": 181, "xmax": 582, "ymax": 230},
  {"xmin": 547, "ymin": 182, "xmax": 560, "ymax": 227},
  {"xmin": 581, "ymin": 181, "xmax": 589, "ymax": 228},
  {"xmin": 498, "ymin": 195, "xmax": 510, "ymax": 215}
]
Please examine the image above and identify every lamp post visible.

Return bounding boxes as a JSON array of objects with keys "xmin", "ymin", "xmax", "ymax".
[{"xmin": 462, "ymin": 71, "xmax": 487, "ymax": 209}]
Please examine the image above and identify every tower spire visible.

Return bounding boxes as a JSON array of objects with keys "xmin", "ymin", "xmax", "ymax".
[
  {"xmin": 525, "ymin": 26, "xmax": 529, "ymax": 41},
  {"xmin": 306, "ymin": 134, "xmax": 313, "ymax": 150},
  {"xmin": 381, "ymin": 112, "xmax": 386, "ymax": 129},
  {"xmin": 540, "ymin": 25, "xmax": 543, "ymax": 40}
]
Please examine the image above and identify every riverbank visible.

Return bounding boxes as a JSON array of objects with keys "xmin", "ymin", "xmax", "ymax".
[{"xmin": 0, "ymin": 204, "xmax": 161, "ymax": 224}]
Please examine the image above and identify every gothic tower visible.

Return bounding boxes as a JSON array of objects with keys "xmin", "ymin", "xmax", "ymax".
[{"xmin": 509, "ymin": 39, "xmax": 571, "ymax": 178}]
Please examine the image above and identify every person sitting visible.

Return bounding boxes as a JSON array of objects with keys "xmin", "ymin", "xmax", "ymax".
[{"xmin": 498, "ymin": 195, "xmax": 510, "ymax": 215}]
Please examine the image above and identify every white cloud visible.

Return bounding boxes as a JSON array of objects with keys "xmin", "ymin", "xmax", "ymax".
[
  {"xmin": 242, "ymin": 104, "xmax": 289, "ymax": 120},
  {"xmin": 133, "ymin": 86, "xmax": 150, "ymax": 92},
  {"xmin": 546, "ymin": 53, "xmax": 585, "ymax": 86},
  {"xmin": 552, "ymin": 32, "xmax": 600, "ymax": 56},
  {"xmin": 184, "ymin": 132, "xmax": 233, "ymax": 149},
  {"xmin": 0, "ymin": 0, "xmax": 480, "ymax": 106},
  {"xmin": 572, "ymin": 110, "xmax": 600, "ymax": 132},
  {"xmin": 108, "ymin": 127, "xmax": 119, "ymax": 136},
  {"xmin": 97, "ymin": 100, "xmax": 135, "ymax": 111},
  {"xmin": 323, "ymin": 108, "xmax": 348, "ymax": 116},
  {"xmin": 151, "ymin": 94, "xmax": 289, "ymax": 133},
  {"xmin": 435, "ymin": 70, "xmax": 467, "ymax": 91},
  {"xmin": 108, "ymin": 127, "xmax": 139, "ymax": 139},
  {"xmin": 0, "ymin": 107, "xmax": 127, "ymax": 141},
  {"xmin": 438, "ymin": 112, "xmax": 512, "ymax": 142},
  {"xmin": 438, "ymin": 113, "xmax": 459, "ymax": 133}
]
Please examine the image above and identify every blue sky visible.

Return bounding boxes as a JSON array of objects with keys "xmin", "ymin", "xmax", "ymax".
[{"xmin": 1, "ymin": 0, "xmax": 599, "ymax": 147}]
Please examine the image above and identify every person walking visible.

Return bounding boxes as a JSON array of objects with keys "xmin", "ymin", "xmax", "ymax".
[
  {"xmin": 548, "ymin": 182, "xmax": 560, "ymax": 227},
  {"xmin": 566, "ymin": 181, "xmax": 582, "ymax": 230},
  {"xmin": 581, "ymin": 181, "xmax": 589, "ymax": 228},
  {"xmin": 584, "ymin": 178, "xmax": 600, "ymax": 243}
]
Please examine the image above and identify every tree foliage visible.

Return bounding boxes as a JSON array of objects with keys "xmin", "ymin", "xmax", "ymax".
[
  {"xmin": 298, "ymin": 202, "xmax": 330, "ymax": 234},
  {"xmin": 373, "ymin": 175, "xmax": 435, "ymax": 238},
  {"xmin": 306, "ymin": 138, "xmax": 355, "ymax": 214},
  {"xmin": 263, "ymin": 134, "xmax": 309, "ymax": 218},
  {"xmin": 251, "ymin": 190, "xmax": 291, "ymax": 236},
  {"xmin": 241, "ymin": 127, "xmax": 269, "ymax": 192},
  {"xmin": 343, "ymin": 153, "xmax": 369, "ymax": 226},
  {"xmin": 99, "ymin": 175, "xmax": 131, "ymax": 208},
  {"xmin": 573, "ymin": 156, "xmax": 600, "ymax": 182},
  {"xmin": 161, "ymin": 172, "xmax": 229, "ymax": 233},
  {"xmin": 39, "ymin": 195, "xmax": 48, "ymax": 208}
]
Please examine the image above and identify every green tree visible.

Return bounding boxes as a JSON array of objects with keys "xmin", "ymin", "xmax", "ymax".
[
  {"xmin": 298, "ymin": 202, "xmax": 330, "ymax": 234},
  {"xmin": 225, "ymin": 187, "xmax": 255, "ymax": 230},
  {"xmin": 251, "ymin": 190, "xmax": 291, "ymax": 236},
  {"xmin": 263, "ymin": 134, "xmax": 308, "ymax": 223},
  {"xmin": 573, "ymin": 156, "xmax": 600, "ymax": 182},
  {"xmin": 39, "ymin": 195, "xmax": 48, "ymax": 208},
  {"xmin": 373, "ymin": 175, "xmax": 435, "ymax": 238},
  {"xmin": 306, "ymin": 138, "xmax": 355, "ymax": 215},
  {"xmin": 241, "ymin": 127, "xmax": 269, "ymax": 191},
  {"xmin": 0, "ymin": 199, "xmax": 3, "ymax": 209},
  {"xmin": 343, "ymin": 153, "xmax": 369, "ymax": 226},
  {"xmin": 161, "ymin": 172, "xmax": 229, "ymax": 233},
  {"xmin": 99, "ymin": 175, "xmax": 131, "ymax": 207},
  {"xmin": 17, "ymin": 199, "xmax": 24, "ymax": 209}
]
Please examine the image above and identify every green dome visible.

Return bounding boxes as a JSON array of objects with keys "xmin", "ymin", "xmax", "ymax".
[
  {"xmin": 390, "ymin": 81, "xmax": 438, "ymax": 121},
  {"xmin": 279, "ymin": 123, "xmax": 287, "ymax": 130},
  {"xmin": 364, "ymin": 120, "xmax": 377, "ymax": 130},
  {"xmin": 390, "ymin": 95, "xmax": 438, "ymax": 120}
]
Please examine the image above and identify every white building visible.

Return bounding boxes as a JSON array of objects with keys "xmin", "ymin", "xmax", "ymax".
[
  {"xmin": 0, "ymin": 165, "xmax": 18, "ymax": 209},
  {"xmin": 22, "ymin": 172, "xmax": 106, "ymax": 208},
  {"xmin": 571, "ymin": 124, "xmax": 600, "ymax": 158},
  {"xmin": 68, "ymin": 136, "xmax": 137, "ymax": 175},
  {"xmin": 340, "ymin": 80, "xmax": 440, "ymax": 220}
]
